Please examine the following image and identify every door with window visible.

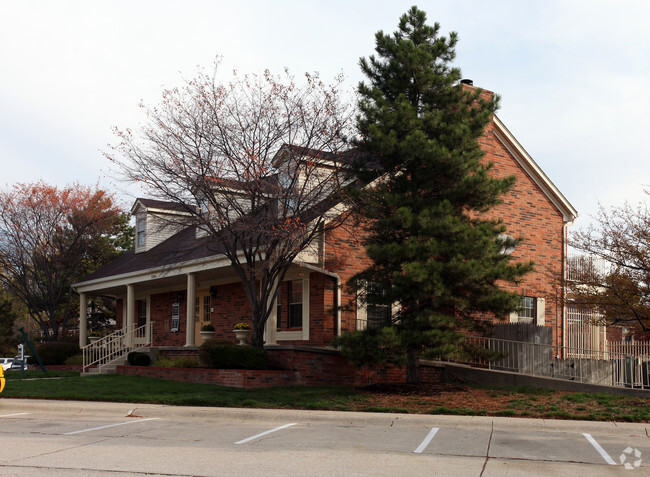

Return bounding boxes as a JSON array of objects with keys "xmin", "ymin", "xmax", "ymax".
[
  {"xmin": 194, "ymin": 291, "xmax": 212, "ymax": 344},
  {"xmin": 134, "ymin": 299, "xmax": 149, "ymax": 344}
]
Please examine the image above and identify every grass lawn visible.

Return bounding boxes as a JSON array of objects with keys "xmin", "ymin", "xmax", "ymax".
[{"xmin": 2, "ymin": 370, "xmax": 650, "ymax": 422}]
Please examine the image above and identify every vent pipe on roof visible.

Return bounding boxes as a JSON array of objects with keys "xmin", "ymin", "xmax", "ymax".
[{"xmin": 460, "ymin": 79, "xmax": 473, "ymax": 86}]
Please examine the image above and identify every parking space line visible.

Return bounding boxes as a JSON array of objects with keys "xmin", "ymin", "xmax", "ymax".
[
  {"xmin": 64, "ymin": 418, "xmax": 160, "ymax": 435},
  {"xmin": 583, "ymin": 433, "xmax": 616, "ymax": 465},
  {"xmin": 0, "ymin": 412, "xmax": 29, "ymax": 418},
  {"xmin": 235, "ymin": 423, "xmax": 297, "ymax": 445},
  {"xmin": 413, "ymin": 427, "xmax": 439, "ymax": 454}
]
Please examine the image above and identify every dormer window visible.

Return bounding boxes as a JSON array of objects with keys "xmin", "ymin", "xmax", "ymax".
[{"xmin": 136, "ymin": 216, "xmax": 146, "ymax": 248}]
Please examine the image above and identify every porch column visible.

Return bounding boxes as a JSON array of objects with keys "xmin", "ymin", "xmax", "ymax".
[
  {"xmin": 126, "ymin": 284, "xmax": 135, "ymax": 346},
  {"xmin": 78, "ymin": 292, "xmax": 87, "ymax": 348},
  {"xmin": 185, "ymin": 273, "xmax": 196, "ymax": 347},
  {"xmin": 265, "ymin": 279, "xmax": 278, "ymax": 345}
]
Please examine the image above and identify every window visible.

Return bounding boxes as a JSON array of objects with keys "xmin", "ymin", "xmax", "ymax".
[
  {"xmin": 276, "ymin": 288, "xmax": 282, "ymax": 330},
  {"xmin": 365, "ymin": 282, "xmax": 391, "ymax": 327},
  {"xmin": 288, "ymin": 280, "xmax": 303, "ymax": 328},
  {"xmin": 171, "ymin": 302, "xmax": 179, "ymax": 332},
  {"xmin": 136, "ymin": 217, "xmax": 146, "ymax": 247},
  {"xmin": 356, "ymin": 281, "xmax": 392, "ymax": 330},
  {"xmin": 518, "ymin": 296, "xmax": 536, "ymax": 324}
]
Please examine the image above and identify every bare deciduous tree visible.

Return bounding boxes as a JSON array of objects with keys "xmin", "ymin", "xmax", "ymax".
[
  {"xmin": 108, "ymin": 65, "xmax": 354, "ymax": 346},
  {"xmin": 569, "ymin": 197, "xmax": 650, "ymax": 335}
]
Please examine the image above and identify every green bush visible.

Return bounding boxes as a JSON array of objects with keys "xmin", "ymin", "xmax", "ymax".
[
  {"xmin": 33, "ymin": 341, "xmax": 80, "ymax": 365},
  {"xmin": 153, "ymin": 356, "xmax": 199, "ymax": 368},
  {"xmin": 175, "ymin": 357, "xmax": 199, "ymax": 368},
  {"xmin": 199, "ymin": 339, "xmax": 268, "ymax": 369},
  {"xmin": 198, "ymin": 339, "xmax": 235, "ymax": 366},
  {"xmin": 127, "ymin": 351, "xmax": 151, "ymax": 367},
  {"xmin": 153, "ymin": 357, "xmax": 175, "ymax": 367},
  {"xmin": 65, "ymin": 354, "xmax": 83, "ymax": 365}
]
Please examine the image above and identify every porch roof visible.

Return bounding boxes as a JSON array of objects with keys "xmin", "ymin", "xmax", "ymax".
[{"xmin": 81, "ymin": 226, "xmax": 220, "ymax": 283}]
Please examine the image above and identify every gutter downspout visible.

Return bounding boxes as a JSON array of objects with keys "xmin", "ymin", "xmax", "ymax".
[{"xmin": 295, "ymin": 261, "xmax": 342, "ymax": 337}]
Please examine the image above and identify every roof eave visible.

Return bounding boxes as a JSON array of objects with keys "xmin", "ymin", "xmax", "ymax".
[{"xmin": 492, "ymin": 114, "xmax": 578, "ymax": 224}]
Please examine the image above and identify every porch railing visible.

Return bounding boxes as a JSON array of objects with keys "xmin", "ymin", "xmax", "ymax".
[
  {"xmin": 82, "ymin": 322, "xmax": 152, "ymax": 374},
  {"xmin": 449, "ymin": 337, "xmax": 650, "ymax": 390}
]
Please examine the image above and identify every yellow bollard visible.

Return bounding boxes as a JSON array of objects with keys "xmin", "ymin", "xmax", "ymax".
[{"xmin": 0, "ymin": 366, "xmax": 4, "ymax": 393}]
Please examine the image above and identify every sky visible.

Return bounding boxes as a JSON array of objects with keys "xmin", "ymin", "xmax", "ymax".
[{"xmin": 0, "ymin": 0, "xmax": 648, "ymax": 231}]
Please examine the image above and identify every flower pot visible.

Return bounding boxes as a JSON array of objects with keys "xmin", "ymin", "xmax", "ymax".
[
  {"xmin": 233, "ymin": 329, "xmax": 250, "ymax": 345},
  {"xmin": 200, "ymin": 330, "xmax": 216, "ymax": 342},
  {"xmin": 88, "ymin": 336, "xmax": 102, "ymax": 344}
]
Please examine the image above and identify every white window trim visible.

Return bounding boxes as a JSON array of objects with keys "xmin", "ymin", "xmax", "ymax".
[
  {"xmin": 275, "ymin": 275, "xmax": 310, "ymax": 342},
  {"xmin": 509, "ymin": 297, "xmax": 545, "ymax": 325}
]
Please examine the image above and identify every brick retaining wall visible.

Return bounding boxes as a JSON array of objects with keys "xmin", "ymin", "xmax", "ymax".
[{"xmin": 116, "ymin": 346, "xmax": 444, "ymax": 388}]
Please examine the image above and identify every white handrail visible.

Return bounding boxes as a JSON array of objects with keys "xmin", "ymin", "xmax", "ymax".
[{"xmin": 82, "ymin": 322, "xmax": 152, "ymax": 373}]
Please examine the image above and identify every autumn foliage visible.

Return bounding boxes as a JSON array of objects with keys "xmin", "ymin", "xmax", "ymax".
[{"xmin": 0, "ymin": 182, "xmax": 127, "ymax": 340}]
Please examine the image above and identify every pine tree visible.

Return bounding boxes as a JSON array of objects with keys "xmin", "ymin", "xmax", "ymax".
[{"xmin": 339, "ymin": 7, "xmax": 533, "ymax": 383}]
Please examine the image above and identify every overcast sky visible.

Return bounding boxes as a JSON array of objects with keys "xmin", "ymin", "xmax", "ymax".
[{"xmin": 1, "ymin": 0, "xmax": 648, "ymax": 230}]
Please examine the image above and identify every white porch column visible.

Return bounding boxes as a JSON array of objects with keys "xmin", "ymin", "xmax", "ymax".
[
  {"xmin": 78, "ymin": 292, "xmax": 87, "ymax": 348},
  {"xmin": 185, "ymin": 273, "xmax": 196, "ymax": 347},
  {"xmin": 126, "ymin": 284, "xmax": 135, "ymax": 346},
  {"xmin": 265, "ymin": 280, "xmax": 278, "ymax": 345}
]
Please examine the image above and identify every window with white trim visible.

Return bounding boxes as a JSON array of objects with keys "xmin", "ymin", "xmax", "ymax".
[
  {"xmin": 357, "ymin": 281, "xmax": 392, "ymax": 330},
  {"xmin": 136, "ymin": 216, "xmax": 146, "ymax": 248},
  {"xmin": 518, "ymin": 296, "xmax": 535, "ymax": 324},
  {"xmin": 288, "ymin": 279, "xmax": 303, "ymax": 328},
  {"xmin": 510, "ymin": 296, "xmax": 546, "ymax": 326}
]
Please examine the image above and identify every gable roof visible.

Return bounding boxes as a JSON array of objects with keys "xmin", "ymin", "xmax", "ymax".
[
  {"xmin": 492, "ymin": 115, "xmax": 578, "ymax": 223},
  {"xmin": 131, "ymin": 198, "xmax": 191, "ymax": 215}
]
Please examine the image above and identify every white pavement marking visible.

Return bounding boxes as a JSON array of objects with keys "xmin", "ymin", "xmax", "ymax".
[
  {"xmin": 0, "ymin": 412, "xmax": 29, "ymax": 418},
  {"xmin": 235, "ymin": 423, "xmax": 297, "ymax": 445},
  {"xmin": 413, "ymin": 427, "xmax": 439, "ymax": 454},
  {"xmin": 64, "ymin": 418, "xmax": 160, "ymax": 435},
  {"xmin": 583, "ymin": 432, "xmax": 617, "ymax": 465}
]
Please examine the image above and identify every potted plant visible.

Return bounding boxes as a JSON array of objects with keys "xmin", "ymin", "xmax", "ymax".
[
  {"xmin": 199, "ymin": 323, "xmax": 216, "ymax": 341},
  {"xmin": 88, "ymin": 331, "xmax": 103, "ymax": 344},
  {"xmin": 233, "ymin": 322, "xmax": 250, "ymax": 345}
]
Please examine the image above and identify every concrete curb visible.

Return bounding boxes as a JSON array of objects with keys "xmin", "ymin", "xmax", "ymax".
[{"xmin": 1, "ymin": 398, "xmax": 648, "ymax": 436}]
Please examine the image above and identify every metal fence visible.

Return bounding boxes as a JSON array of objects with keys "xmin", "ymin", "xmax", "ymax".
[{"xmin": 453, "ymin": 336, "xmax": 650, "ymax": 390}]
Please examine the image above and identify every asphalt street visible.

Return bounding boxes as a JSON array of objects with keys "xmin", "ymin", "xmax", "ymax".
[{"xmin": 0, "ymin": 398, "xmax": 648, "ymax": 476}]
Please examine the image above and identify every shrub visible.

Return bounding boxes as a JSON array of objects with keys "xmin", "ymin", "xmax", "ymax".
[
  {"xmin": 153, "ymin": 356, "xmax": 199, "ymax": 368},
  {"xmin": 198, "ymin": 339, "xmax": 235, "ymax": 366},
  {"xmin": 175, "ymin": 357, "xmax": 199, "ymax": 368},
  {"xmin": 212, "ymin": 345, "xmax": 268, "ymax": 369},
  {"xmin": 127, "ymin": 351, "xmax": 151, "ymax": 367},
  {"xmin": 33, "ymin": 341, "xmax": 80, "ymax": 365},
  {"xmin": 200, "ymin": 324, "xmax": 215, "ymax": 332},
  {"xmin": 153, "ymin": 357, "xmax": 175, "ymax": 367},
  {"xmin": 65, "ymin": 354, "xmax": 83, "ymax": 365},
  {"xmin": 199, "ymin": 340, "xmax": 268, "ymax": 369}
]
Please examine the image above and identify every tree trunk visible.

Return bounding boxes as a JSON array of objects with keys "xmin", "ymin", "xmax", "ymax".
[{"xmin": 406, "ymin": 347, "xmax": 421, "ymax": 384}]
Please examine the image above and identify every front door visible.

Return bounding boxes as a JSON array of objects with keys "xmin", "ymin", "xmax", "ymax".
[
  {"xmin": 135, "ymin": 299, "xmax": 149, "ymax": 345},
  {"xmin": 194, "ymin": 291, "xmax": 212, "ymax": 344}
]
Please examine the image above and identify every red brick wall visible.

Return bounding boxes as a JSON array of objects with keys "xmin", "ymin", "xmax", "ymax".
[
  {"xmin": 117, "ymin": 347, "xmax": 444, "ymax": 388},
  {"xmin": 147, "ymin": 285, "xmax": 255, "ymax": 347},
  {"xmin": 481, "ymin": 120, "xmax": 565, "ymax": 344},
  {"xmin": 324, "ymin": 222, "xmax": 373, "ymax": 335},
  {"xmin": 321, "ymin": 118, "xmax": 567, "ymax": 347}
]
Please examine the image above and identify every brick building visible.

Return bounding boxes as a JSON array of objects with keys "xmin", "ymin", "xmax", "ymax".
[{"xmin": 73, "ymin": 86, "xmax": 577, "ymax": 358}]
